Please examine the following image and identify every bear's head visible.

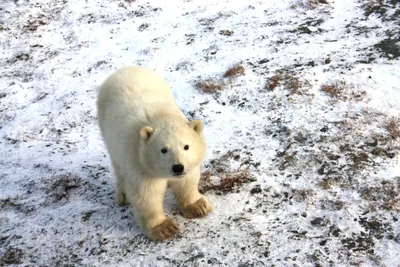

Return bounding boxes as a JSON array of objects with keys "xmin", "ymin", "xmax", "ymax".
[{"xmin": 138, "ymin": 119, "xmax": 206, "ymax": 178}]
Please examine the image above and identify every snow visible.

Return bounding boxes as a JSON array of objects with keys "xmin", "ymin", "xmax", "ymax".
[{"xmin": 1, "ymin": 0, "xmax": 400, "ymax": 266}]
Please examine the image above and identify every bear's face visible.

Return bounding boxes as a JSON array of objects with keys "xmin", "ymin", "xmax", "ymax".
[{"xmin": 138, "ymin": 120, "xmax": 206, "ymax": 178}]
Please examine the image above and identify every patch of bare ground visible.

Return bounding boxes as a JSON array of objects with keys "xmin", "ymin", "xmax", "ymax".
[
  {"xmin": 290, "ymin": 0, "xmax": 330, "ymax": 9},
  {"xmin": 45, "ymin": 173, "xmax": 81, "ymax": 203},
  {"xmin": 199, "ymin": 150, "xmax": 257, "ymax": 194},
  {"xmin": 0, "ymin": 195, "xmax": 36, "ymax": 215},
  {"xmin": 23, "ymin": 14, "xmax": 50, "ymax": 32},
  {"xmin": 272, "ymin": 104, "xmax": 399, "ymax": 197},
  {"xmin": 0, "ymin": 196, "xmax": 20, "ymax": 210},
  {"xmin": 362, "ymin": 0, "xmax": 400, "ymax": 17},
  {"xmin": 0, "ymin": 247, "xmax": 23, "ymax": 265},
  {"xmin": 197, "ymin": 11, "xmax": 237, "ymax": 31}
]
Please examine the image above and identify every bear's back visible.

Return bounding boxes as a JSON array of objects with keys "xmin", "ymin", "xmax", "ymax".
[{"xmin": 98, "ymin": 66, "xmax": 176, "ymax": 111}]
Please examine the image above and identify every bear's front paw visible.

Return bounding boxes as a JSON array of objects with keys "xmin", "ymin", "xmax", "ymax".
[
  {"xmin": 181, "ymin": 198, "xmax": 213, "ymax": 219},
  {"xmin": 149, "ymin": 218, "xmax": 179, "ymax": 241}
]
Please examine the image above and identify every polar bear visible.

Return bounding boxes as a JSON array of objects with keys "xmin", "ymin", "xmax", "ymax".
[{"xmin": 96, "ymin": 66, "xmax": 212, "ymax": 241}]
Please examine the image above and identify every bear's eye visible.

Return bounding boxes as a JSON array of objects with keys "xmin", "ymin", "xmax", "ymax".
[
  {"xmin": 184, "ymin": 145, "xmax": 189, "ymax": 150},
  {"xmin": 161, "ymin": 148, "xmax": 168, "ymax": 154}
]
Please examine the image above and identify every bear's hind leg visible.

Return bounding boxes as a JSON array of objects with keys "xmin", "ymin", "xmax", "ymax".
[
  {"xmin": 111, "ymin": 160, "xmax": 127, "ymax": 206},
  {"xmin": 169, "ymin": 169, "xmax": 213, "ymax": 219}
]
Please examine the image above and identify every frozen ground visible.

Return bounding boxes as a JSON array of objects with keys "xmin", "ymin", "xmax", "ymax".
[{"xmin": 1, "ymin": 0, "xmax": 400, "ymax": 266}]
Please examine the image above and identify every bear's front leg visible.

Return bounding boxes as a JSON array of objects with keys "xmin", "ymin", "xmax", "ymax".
[
  {"xmin": 128, "ymin": 179, "xmax": 179, "ymax": 242},
  {"xmin": 111, "ymin": 160, "xmax": 128, "ymax": 206},
  {"xmin": 169, "ymin": 168, "xmax": 213, "ymax": 219}
]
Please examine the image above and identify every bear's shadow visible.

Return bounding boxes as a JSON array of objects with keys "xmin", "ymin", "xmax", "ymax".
[{"xmin": 85, "ymin": 184, "xmax": 183, "ymax": 241}]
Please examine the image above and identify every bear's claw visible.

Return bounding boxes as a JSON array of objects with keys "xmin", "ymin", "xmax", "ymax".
[
  {"xmin": 181, "ymin": 198, "xmax": 212, "ymax": 219},
  {"xmin": 115, "ymin": 191, "xmax": 128, "ymax": 206},
  {"xmin": 150, "ymin": 218, "xmax": 179, "ymax": 241}
]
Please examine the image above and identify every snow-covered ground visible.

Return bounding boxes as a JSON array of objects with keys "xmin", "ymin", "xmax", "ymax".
[{"xmin": 1, "ymin": 0, "xmax": 400, "ymax": 266}]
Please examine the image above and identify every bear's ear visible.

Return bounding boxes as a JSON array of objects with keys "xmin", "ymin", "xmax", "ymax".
[
  {"xmin": 189, "ymin": 120, "xmax": 204, "ymax": 134},
  {"xmin": 140, "ymin": 126, "xmax": 154, "ymax": 141}
]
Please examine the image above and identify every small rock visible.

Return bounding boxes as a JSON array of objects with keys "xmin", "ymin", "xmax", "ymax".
[
  {"xmin": 138, "ymin": 23, "xmax": 149, "ymax": 31},
  {"xmin": 250, "ymin": 186, "xmax": 262, "ymax": 194},
  {"xmin": 219, "ymin": 29, "xmax": 233, "ymax": 36},
  {"xmin": 327, "ymin": 154, "xmax": 340, "ymax": 161},
  {"xmin": 329, "ymin": 225, "xmax": 341, "ymax": 237},
  {"xmin": 319, "ymin": 126, "xmax": 329, "ymax": 132},
  {"xmin": 298, "ymin": 26, "xmax": 312, "ymax": 34},
  {"xmin": 317, "ymin": 163, "xmax": 327, "ymax": 175},
  {"xmin": 365, "ymin": 139, "xmax": 378, "ymax": 147},
  {"xmin": 311, "ymin": 217, "xmax": 328, "ymax": 227},
  {"xmin": 319, "ymin": 239, "xmax": 328, "ymax": 246}
]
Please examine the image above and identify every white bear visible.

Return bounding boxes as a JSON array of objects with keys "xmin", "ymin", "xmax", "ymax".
[{"xmin": 96, "ymin": 66, "xmax": 212, "ymax": 241}]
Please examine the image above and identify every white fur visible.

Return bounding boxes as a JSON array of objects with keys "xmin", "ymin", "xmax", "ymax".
[{"xmin": 97, "ymin": 66, "xmax": 212, "ymax": 241}]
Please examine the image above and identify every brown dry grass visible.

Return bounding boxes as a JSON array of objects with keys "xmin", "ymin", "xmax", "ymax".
[
  {"xmin": 266, "ymin": 74, "xmax": 283, "ymax": 91},
  {"xmin": 195, "ymin": 63, "xmax": 246, "ymax": 93},
  {"xmin": 322, "ymin": 80, "xmax": 367, "ymax": 101},
  {"xmin": 349, "ymin": 152, "xmax": 370, "ymax": 170},
  {"xmin": 321, "ymin": 81, "xmax": 346, "ymax": 100},
  {"xmin": 292, "ymin": 188, "xmax": 316, "ymax": 201},
  {"xmin": 287, "ymin": 77, "xmax": 302, "ymax": 95},
  {"xmin": 223, "ymin": 63, "xmax": 245, "ymax": 78},
  {"xmin": 318, "ymin": 176, "xmax": 348, "ymax": 190},
  {"xmin": 195, "ymin": 78, "xmax": 226, "ymax": 93},
  {"xmin": 265, "ymin": 72, "xmax": 311, "ymax": 97},
  {"xmin": 388, "ymin": 119, "xmax": 400, "ymax": 139},
  {"xmin": 199, "ymin": 168, "xmax": 254, "ymax": 194},
  {"xmin": 360, "ymin": 178, "xmax": 400, "ymax": 211}
]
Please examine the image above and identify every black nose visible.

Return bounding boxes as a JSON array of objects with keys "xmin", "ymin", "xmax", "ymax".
[{"xmin": 172, "ymin": 164, "xmax": 184, "ymax": 174}]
